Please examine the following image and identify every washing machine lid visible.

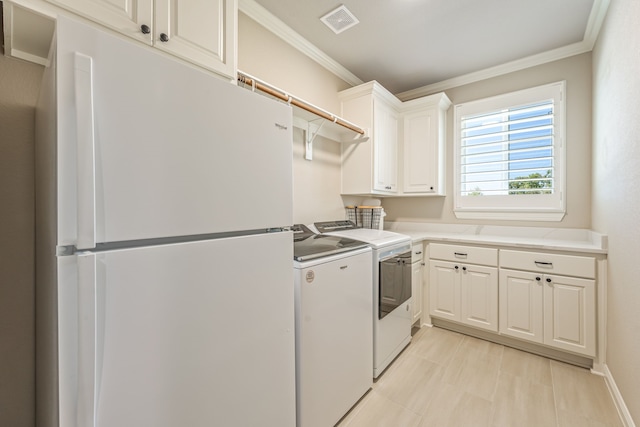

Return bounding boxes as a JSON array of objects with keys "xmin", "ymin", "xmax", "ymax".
[
  {"xmin": 314, "ymin": 221, "xmax": 410, "ymax": 249},
  {"xmin": 292, "ymin": 224, "xmax": 369, "ymax": 261}
]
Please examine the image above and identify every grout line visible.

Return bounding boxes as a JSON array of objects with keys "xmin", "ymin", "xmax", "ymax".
[{"xmin": 550, "ymin": 360, "xmax": 561, "ymax": 427}]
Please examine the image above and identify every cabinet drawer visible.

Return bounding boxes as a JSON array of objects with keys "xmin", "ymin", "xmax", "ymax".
[
  {"xmin": 429, "ymin": 244, "xmax": 497, "ymax": 266},
  {"xmin": 411, "ymin": 243, "xmax": 424, "ymax": 263},
  {"xmin": 500, "ymin": 250, "xmax": 595, "ymax": 279}
]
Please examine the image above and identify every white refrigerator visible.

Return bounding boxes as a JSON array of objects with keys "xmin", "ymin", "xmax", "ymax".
[{"xmin": 35, "ymin": 16, "xmax": 296, "ymax": 427}]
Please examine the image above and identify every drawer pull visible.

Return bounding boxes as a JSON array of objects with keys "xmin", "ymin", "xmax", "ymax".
[
  {"xmin": 454, "ymin": 252, "xmax": 468, "ymax": 258},
  {"xmin": 534, "ymin": 261, "xmax": 553, "ymax": 268},
  {"xmin": 415, "ymin": 251, "xmax": 422, "ymax": 255}
]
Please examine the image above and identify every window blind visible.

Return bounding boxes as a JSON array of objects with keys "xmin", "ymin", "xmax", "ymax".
[{"xmin": 460, "ymin": 100, "xmax": 555, "ymax": 196}]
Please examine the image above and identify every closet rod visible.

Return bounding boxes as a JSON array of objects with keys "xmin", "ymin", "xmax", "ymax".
[{"xmin": 237, "ymin": 71, "xmax": 365, "ymax": 136}]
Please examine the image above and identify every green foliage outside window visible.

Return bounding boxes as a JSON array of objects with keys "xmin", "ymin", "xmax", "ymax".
[{"xmin": 508, "ymin": 170, "xmax": 553, "ymax": 195}]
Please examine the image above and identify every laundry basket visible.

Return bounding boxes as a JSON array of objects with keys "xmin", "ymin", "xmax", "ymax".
[{"xmin": 345, "ymin": 206, "xmax": 384, "ymax": 229}]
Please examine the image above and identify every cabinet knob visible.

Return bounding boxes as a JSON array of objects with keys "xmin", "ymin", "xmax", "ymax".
[
  {"xmin": 160, "ymin": 33, "xmax": 170, "ymax": 42},
  {"xmin": 140, "ymin": 24, "xmax": 151, "ymax": 34},
  {"xmin": 430, "ymin": 186, "xmax": 434, "ymax": 190},
  {"xmin": 454, "ymin": 265, "xmax": 459, "ymax": 270},
  {"xmin": 546, "ymin": 277, "xmax": 552, "ymax": 283},
  {"xmin": 462, "ymin": 266, "xmax": 467, "ymax": 271},
  {"xmin": 536, "ymin": 276, "xmax": 541, "ymax": 281}
]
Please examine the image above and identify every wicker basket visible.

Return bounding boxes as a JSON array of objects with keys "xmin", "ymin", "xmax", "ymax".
[{"xmin": 345, "ymin": 205, "xmax": 383, "ymax": 229}]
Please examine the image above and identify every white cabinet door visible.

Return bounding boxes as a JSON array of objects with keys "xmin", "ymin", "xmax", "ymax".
[
  {"xmin": 400, "ymin": 92, "xmax": 450, "ymax": 195},
  {"xmin": 373, "ymin": 100, "xmax": 398, "ymax": 193},
  {"xmin": 499, "ymin": 269, "xmax": 544, "ymax": 344},
  {"xmin": 429, "ymin": 260, "xmax": 459, "ymax": 321},
  {"xmin": 48, "ymin": 0, "xmax": 154, "ymax": 43},
  {"xmin": 48, "ymin": 0, "xmax": 235, "ymax": 78},
  {"xmin": 543, "ymin": 275, "xmax": 596, "ymax": 357},
  {"xmin": 403, "ymin": 107, "xmax": 438, "ymax": 193},
  {"xmin": 460, "ymin": 264, "xmax": 498, "ymax": 332},
  {"xmin": 411, "ymin": 261, "xmax": 423, "ymax": 324},
  {"xmin": 154, "ymin": 0, "xmax": 235, "ymax": 77}
]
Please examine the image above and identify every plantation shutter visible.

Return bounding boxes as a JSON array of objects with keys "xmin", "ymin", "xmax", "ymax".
[{"xmin": 459, "ymin": 100, "xmax": 555, "ymax": 197}]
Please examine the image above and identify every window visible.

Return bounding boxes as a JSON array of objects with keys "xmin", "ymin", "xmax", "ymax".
[{"xmin": 453, "ymin": 81, "xmax": 566, "ymax": 221}]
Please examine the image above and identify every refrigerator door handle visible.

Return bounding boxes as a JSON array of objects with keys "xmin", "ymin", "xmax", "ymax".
[
  {"xmin": 77, "ymin": 253, "xmax": 97, "ymax": 427},
  {"xmin": 74, "ymin": 52, "xmax": 97, "ymax": 250}
]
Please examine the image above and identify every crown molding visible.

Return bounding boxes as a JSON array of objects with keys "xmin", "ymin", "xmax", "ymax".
[
  {"xmin": 396, "ymin": 41, "xmax": 592, "ymax": 101},
  {"xmin": 238, "ymin": 0, "xmax": 364, "ymax": 87},
  {"xmin": 396, "ymin": 0, "xmax": 611, "ymax": 100}
]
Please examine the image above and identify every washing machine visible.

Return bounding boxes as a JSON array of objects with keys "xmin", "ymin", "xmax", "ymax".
[{"xmin": 292, "ymin": 225, "xmax": 373, "ymax": 427}]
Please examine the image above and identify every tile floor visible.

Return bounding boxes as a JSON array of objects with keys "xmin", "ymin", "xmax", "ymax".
[{"xmin": 337, "ymin": 326, "xmax": 623, "ymax": 427}]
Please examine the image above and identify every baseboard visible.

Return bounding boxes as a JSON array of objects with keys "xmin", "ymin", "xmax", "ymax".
[{"xmin": 602, "ymin": 364, "xmax": 636, "ymax": 427}]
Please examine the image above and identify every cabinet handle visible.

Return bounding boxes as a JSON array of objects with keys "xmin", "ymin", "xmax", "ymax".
[
  {"xmin": 421, "ymin": 262, "xmax": 425, "ymax": 266},
  {"xmin": 160, "ymin": 33, "xmax": 170, "ymax": 42},
  {"xmin": 140, "ymin": 24, "xmax": 151, "ymax": 34},
  {"xmin": 340, "ymin": 265, "xmax": 348, "ymax": 270},
  {"xmin": 415, "ymin": 251, "xmax": 422, "ymax": 255},
  {"xmin": 454, "ymin": 252, "xmax": 468, "ymax": 258},
  {"xmin": 534, "ymin": 261, "xmax": 553, "ymax": 268}
]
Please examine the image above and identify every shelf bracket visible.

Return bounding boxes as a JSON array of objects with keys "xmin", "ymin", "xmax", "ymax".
[{"xmin": 304, "ymin": 118, "xmax": 327, "ymax": 161}]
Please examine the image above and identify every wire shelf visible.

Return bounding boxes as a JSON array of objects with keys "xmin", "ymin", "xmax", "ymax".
[{"xmin": 345, "ymin": 205, "xmax": 383, "ymax": 229}]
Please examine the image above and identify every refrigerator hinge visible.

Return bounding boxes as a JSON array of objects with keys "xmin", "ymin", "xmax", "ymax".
[
  {"xmin": 267, "ymin": 227, "xmax": 286, "ymax": 233},
  {"xmin": 56, "ymin": 245, "xmax": 77, "ymax": 256}
]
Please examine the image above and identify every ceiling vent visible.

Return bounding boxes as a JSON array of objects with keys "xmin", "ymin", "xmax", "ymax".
[{"xmin": 320, "ymin": 5, "xmax": 359, "ymax": 34}]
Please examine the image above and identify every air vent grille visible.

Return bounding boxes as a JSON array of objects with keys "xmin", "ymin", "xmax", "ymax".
[{"xmin": 320, "ymin": 5, "xmax": 359, "ymax": 34}]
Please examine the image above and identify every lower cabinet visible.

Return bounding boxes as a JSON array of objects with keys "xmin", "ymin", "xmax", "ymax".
[
  {"xmin": 429, "ymin": 244, "xmax": 498, "ymax": 332},
  {"xmin": 428, "ymin": 244, "xmax": 597, "ymax": 359},
  {"xmin": 499, "ymin": 269, "xmax": 596, "ymax": 357}
]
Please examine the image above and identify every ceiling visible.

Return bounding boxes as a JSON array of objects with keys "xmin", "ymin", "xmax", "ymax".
[{"xmin": 246, "ymin": 0, "xmax": 605, "ymax": 96}]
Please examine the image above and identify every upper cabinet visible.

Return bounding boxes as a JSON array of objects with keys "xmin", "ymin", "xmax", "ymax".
[
  {"xmin": 340, "ymin": 82, "xmax": 400, "ymax": 195},
  {"xmin": 400, "ymin": 93, "xmax": 451, "ymax": 195},
  {"xmin": 46, "ymin": 0, "xmax": 236, "ymax": 79},
  {"xmin": 339, "ymin": 81, "xmax": 450, "ymax": 197}
]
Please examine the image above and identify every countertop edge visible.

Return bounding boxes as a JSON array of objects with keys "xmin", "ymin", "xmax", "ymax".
[{"xmin": 387, "ymin": 224, "xmax": 608, "ymax": 255}]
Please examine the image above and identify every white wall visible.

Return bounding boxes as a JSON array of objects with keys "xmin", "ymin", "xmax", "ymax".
[
  {"xmin": 592, "ymin": 0, "xmax": 640, "ymax": 422},
  {"xmin": 0, "ymin": 53, "xmax": 44, "ymax": 427},
  {"xmin": 383, "ymin": 53, "xmax": 593, "ymax": 229}
]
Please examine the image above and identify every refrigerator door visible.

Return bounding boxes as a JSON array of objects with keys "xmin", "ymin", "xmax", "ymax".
[
  {"xmin": 55, "ymin": 16, "xmax": 293, "ymax": 247},
  {"xmin": 58, "ymin": 232, "xmax": 295, "ymax": 427}
]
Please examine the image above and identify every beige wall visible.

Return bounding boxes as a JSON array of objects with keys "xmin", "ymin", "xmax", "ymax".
[
  {"xmin": 0, "ymin": 53, "xmax": 44, "ymax": 427},
  {"xmin": 383, "ymin": 53, "xmax": 593, "ymax": 229},
  {"xmin": 238, "ymin": 13, "xmax": 352, "ymax": 113},
  {"xmin": 592, "ymin": 0, "xmax": 640, "ymax": 422},
  {"xmin": 238, "ymin": 12, "xmax": 359, "ymax": 224}
]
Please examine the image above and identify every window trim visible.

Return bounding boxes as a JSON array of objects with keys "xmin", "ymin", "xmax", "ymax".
[{"xmin": 453, "ymin": 81, "xmax": 566, "ymax": 222}]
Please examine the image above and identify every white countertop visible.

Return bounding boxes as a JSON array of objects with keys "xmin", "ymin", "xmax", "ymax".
[{"xmin": 385, "ymin": 222, "xmax": 607, "ymax": 254}]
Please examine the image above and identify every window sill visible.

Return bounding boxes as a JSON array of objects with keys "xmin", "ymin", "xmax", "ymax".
[{"xmin": 454, "ymin": 210, "xmax": 566, "ymax": 222}]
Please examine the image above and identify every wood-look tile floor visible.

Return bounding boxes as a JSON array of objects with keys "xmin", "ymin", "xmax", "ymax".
[{"xmin": 337, "ymin": 326, "xmax": 623, "ymax": 427}]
